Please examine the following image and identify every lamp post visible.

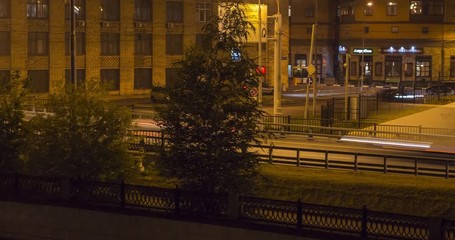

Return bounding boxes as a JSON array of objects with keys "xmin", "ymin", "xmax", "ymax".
[
  {"xmin": 258, "ymin": 0, "xmax": 263, "ymax": 105},
  {"xmin": 70, "ymin": 0, "xmax": 77, "ymax": 87}
]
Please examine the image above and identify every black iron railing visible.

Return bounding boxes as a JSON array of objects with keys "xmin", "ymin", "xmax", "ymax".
[{"xmin": 1, "ymin": 173, "xmax": 454, "ymax": 240}]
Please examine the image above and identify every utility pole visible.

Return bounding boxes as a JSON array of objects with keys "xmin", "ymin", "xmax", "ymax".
[
  {"xmin": 272, "ymin": 1, "xmax": 282, "ymax": 116},
  {"xmin": 344, "ymin": 54, "xmax": 350, "ymax": 121},
  {"xmin": 70, "ymin": 0, "xmax": 77, "ymax": 87},
  {"xmin": 304, "ymin": 24, "xmax": 316, "ymax": 119},
  {"xmin": 258, "ymin": 0, "xmax": 263, "ymax": 105},
  {"xmin": 311, "ymin": 0, "xmax": 318, "ymax": 117}
]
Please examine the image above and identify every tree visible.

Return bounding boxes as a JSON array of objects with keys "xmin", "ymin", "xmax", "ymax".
[
  {"xmin": 0, "ymin": 72, "xmax": 28, "ymax": 172},
  {"xmin": 154, "ymin": 1, "xmax": 264, "ymax": 193},
  {"xmin": 26, "ymin": 81, "xmax": 134, "ymax": 180}
]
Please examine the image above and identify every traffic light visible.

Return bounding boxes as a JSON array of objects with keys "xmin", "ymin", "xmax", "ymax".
[{"xmin": 256, "ymin": 65, "xmax": 266, "ymax": 75}]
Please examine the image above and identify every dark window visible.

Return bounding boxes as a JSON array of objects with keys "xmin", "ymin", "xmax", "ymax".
[
  {"xmin": 100, "ymin": 0, "xmax": 119, "ymax": 21},
  {"xmin": 135, "ymin": 0, "xmax": 152, "ymax": 22},
  {"xmin": 422, "ymin": 26, "xmax": 429, "ymax": 34},
  {"xmin": 165, "ymin": 68, "xmax": 179, "ymax": 86},
  {"xmin": 100, "ymin": 69, "xmax": 120, "ymax": 91},
  {"xmin": 166, "ymin": 1, "xmax": 183, "ymax": 23},
  {"xmin": 416, "ymin": 56, "xmax": 431, "ymax": 77},
  {"xmin": 27, "ymin": 0, "xmax": 48, "ymax": 18},
  {"xmin": 196, "ymin": 2, "xmax": 212, "ymax": 22},
  {"xmin": 135, "ymin": 33, "xmax": 152, "ymax": 55},
  {"xmin": 28, "ymin": 32, "xmax": 48, "ymax": 56},
  {"xmin": 364, "ymin": 26, "xmax": 369, "ymax": 33},
  {"xmin": 450, "ymin": 56, "xmax": 455, "ymax": 77},
  {"xmin": 0, "ymin": 70, "xmax": 9, "ymax": 87},
  {"xmin": 65, "ymin": 32, "xmax": 85, "ymax": 55},
  {"xmin": 385, "ymin": 56, "xmax": 402, "ymax": 82},
  {"xmin": 386, "ymin": 2, "xmax": 397, "ymax": 16},
  {"xmin": 65, "ymin": 0, "xmax": 85, "ymax": 19},
  {"xmin": 65, "ymin": 69, "xmax": 86, "ymax": 86},
  {"xmin": 0, "ymin": 0, "xmax": 10, "ymax": 18},
  {"xmin": 27, "ymin": 70, "xmax": 49, "ymax": 93},
  {"xmin": 0, "ymin": 31, "xmax": 10, "ymax": 55},
  {"xmin": 100, "ymin": 33, "xmax": 119, "ymax": 55},
  {"xmin": 134, "ymin": 68, "xmax": 152, "ymax": 89},
  {"xmin": 350, "ymin": 61, "xmax": 357, "ymax": 77},
  {"xmin": 166, "ymin": 34, "xmax": 183, "ymax": 55},
  {"xmin": 305, "ymin": 7, "xmax": 314, "ymax": 17}
]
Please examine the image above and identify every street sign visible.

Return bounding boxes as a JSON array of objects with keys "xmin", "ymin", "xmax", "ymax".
[
  {"xmin": 307, "ymin": 64, "xmax": 316, "ymax": 76},
  {"xmin": 307, "ymin": 77, "xmax": 313, "ymax": 85},
  {"xmin": 249, "ymin": 87, "xmax": 258, "ymax": 97}
]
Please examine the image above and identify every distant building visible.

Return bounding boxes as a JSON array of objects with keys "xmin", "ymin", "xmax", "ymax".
[{"xmin": 0, "ymin": 0, "xmax": 454, "ymax": 95}]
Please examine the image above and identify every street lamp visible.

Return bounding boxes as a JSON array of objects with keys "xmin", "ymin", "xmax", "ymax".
[
  {"xmin": 70, "ymin": 0, "xmax": 77, "ymax": 87},
  {"xmin": 272, "ymin": 0, "xmax": 282, "ymax": 116}
]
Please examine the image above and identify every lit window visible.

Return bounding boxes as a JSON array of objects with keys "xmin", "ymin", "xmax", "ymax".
[
  {"xmin": 386, "ymin": 2, "xmax": 397, "ymax": 16},
  {"xmin": 305, "ymin": 7, "xmax": 314, "ymax": 17},
  {"xmin": 416, "ymin": 57, "xmax": 431, "ymax": 77},
  {"xmin": 410, "ymin": 1, "xmax": 422, "ymax": 14},
  {"xmin": 27, "ymin": 0, "xmax": 48, "ymax": 19},
  {"xmin": 364, "ymin": 2, "xmax": 373, "ymax": 16}
]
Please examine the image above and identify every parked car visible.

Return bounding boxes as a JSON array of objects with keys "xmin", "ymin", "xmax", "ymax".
[{"xmin": 425, "ymin": 82, "xmax": 455, "ymax": 95}]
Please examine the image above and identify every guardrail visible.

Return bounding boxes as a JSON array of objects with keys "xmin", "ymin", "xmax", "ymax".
[
  {"xmin": 127, "ymin": 129, "xmax": 455, "ymax": 179},
  {"xmin": 1, "ymin": 173, "xmax": 454, "ymax": 240}
]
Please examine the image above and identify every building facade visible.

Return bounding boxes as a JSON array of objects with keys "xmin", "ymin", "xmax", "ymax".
[{"xmin": 289, "ymin": 0, "xmax": 455, "ymax": 87}]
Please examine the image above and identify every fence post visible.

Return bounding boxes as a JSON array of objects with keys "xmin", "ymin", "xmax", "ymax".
[
  {"xmin": 120, "ymin": 180, "xmax": 125, "ymax": 209},
  {"xmin": 415, "ymin": 158, "xmax": 418, "ymax": 176},
  {"xmin": 418, "ymin": 125, "xmax": 422, "ymax": 141},
  {"xmin": 268, "ymin": 145, "xmax": 273, "ymax": 164},
  {"xmin": 287, "ymin": 115, "xmax": 291, "ymax": 131},
  {"xmin": 174, "ymin": 186, "xmax": 180, "ymax": 214},
  {"xmin": 384, "ymin": 156, "xmax": 387, "ymax": 174},
  {"xmin": 354, "ymin": 153, "xmax": 358, "ymax": 171},
  {"xmin": 361, "ymin": 206, "xmax": 368, "ymax": 240},
  {"xmin": 296, "ymin": 199, "xmax": 303, "ymax": 231},
  {"xmin": 325, "ymin": 151, "xmax": 329, "ymax": 169},
  {"xmin": 446, "ymin": 161, "xmax": 450, "ymax": 179},
  {"xmin": 296, "ymin": 150, "xmax": 300, "ymax": 167},
  {"xmin": 373, "ymin": 123, "xmax": 377, "ymax": 137},
  {"xmin": 428, "ymin": 218, "xmax": 443, "ymax": 240}
]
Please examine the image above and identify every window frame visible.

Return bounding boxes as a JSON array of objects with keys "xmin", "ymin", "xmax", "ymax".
[
  {"xmin": 386, "ymin": 2, "xmax": 397, "ymax": 16},
  {"xmin": 415, "ymin": 57, "xmax": 432, "ymax": 78},
  {"xmin": 0, "ymin": 0, "xmax": 11, "ymax": 18},
  {"xmin": 100, "ymin": 0, "xmax": 120, "ymax": 21},
  {"xmin": 27, "ymin": 0, "xmax": 49, "ymax": 19},
  {"xmin": 0, "ymin": 31, "xmax": 10, "ymax": 55},
  {"xmin": 100, "ymin": 33, "xmax": 120, "ymax": 56},
  {"xmin": 166, "ymin": 1, "xmax": 183, "ymax": 23},
  {"xmin": 134, "ymin": 68, "xmax": 152, "ymax": 90},
  {"xmin": 135, "ymin": 33, "xmax": 152, "ymax": 55},
  {"xmin": 196, "ymin": 2, "xmax": 212, "ymax": 22},
  {"xmin": 166, "ymin": 34, "xmax": 183, "ymax": 55},
  {"xmin": 135, "ymin": 0, "xmax": 152, "ymax": 22},
  {"xmin": 65, "ymin": 32, "xmax": 86, "ymax": 55},
  {"xmin": 28, "ymin": 32, "xmax": 49, "ymax": 56},
  {"xmin": 100, "ymin": 69, "xmax": 120, "ymax": 91}
]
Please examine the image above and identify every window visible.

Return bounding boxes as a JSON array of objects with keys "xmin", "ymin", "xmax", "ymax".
[
  {"xmin": 27, "ymin": 70, "xmax": 49, "ymax": 93},
  {"xmin": 427, "ymin": 1, "xmax": 443, "ymax": 15},
  {"xmin": 27, "ymin": 0, "xmax": 48, "ymax": 19},
  {"xmin": 166, "ymin": 34, "xmax": 183, "ymax": 55},
  {"xmin": 28, "ymin": 32, "xmax": 48, "ymax": 56},
  {"xmin": 0, "ymin": 70, "xmax": 9, "ymax": 87},
  {"xmin": 306, "ymin": 27, "xmax": 312, "ymax": 34},
  {"xmin": 0, "ymin": 0, "xmax": 10, "ymax": 18},
  {"xmin": 364, "ymin": 26, "xmax": 369, "ymax": 33},
  {"xmin": 196, "ymin": 2, "xmax": 212, "ymax": 22},
  {"xmin": 391, "ymin": 26, "xmax": 399, "ymax": 33},
  {"xmin": 166, "ymin": 1, "xmax": 183, "ymax": 23},
  {"xmin": 0, "ymin": 31, "xmax": 9, "ymax": 55},
  {"xmin": 340, "ymin": 0, "xmax": 355, "ymax": 16},
  {"xmin": 416, "ymin": 56, "xmax": 431, "ymax": 77},
  {"xmin": 305, "ymin": 7, "xmax": 314, "ymax": 17},
  {"xmin": 65, "ymin": 0, "xmax": 85, "ymax": 19},
  {"xmin": 411, "ymin": 1, "xmax": 443, "ymax": 15},
  {"xmin": 100, "ymin": 33, "xmax": 119, "ymax": 55},
  {"xmin": 165, "ymin": 68, "xmax": 179, "ymax": 86},
  {"xmin": 65, "ymin": 32, "xmax": 85, "ymax": 55},
  {"xmin": 100, "ymin": 0, "xmax": 119, "ymax": 21},
  {"xmin": 135, "ymin": 33, "xmax": 152, "ymax": 55},
  {"xmin": 364, "ymin": 2, "xmax": 373, "ymax": 16},
  {"xmin": 386, "ymin": 2, "xmax": 397, "ymax": 16},
  {"xmin": 100, "ymin": 69, "xmax": 120, "ymax": 91},
  {"xmin": 65, "ymin": 69, "xmax": 86, "ymax": 86},
  {"xmin": 135, "ymin": 0, "xmax": 152, "ymax": 22},
  {"xmin": 134, "ymin": 68, "xmax": 152, "ymax": 89},
  {"xmin": 422, "ymin": 26, "xmax": 429, "ymax": 34},
  {"xmin": 410, "ymin": 1, "xmax": 422, "ymax": 14},
  {"xmin": 450, "ymin": 56, "xmax": 455, "ymax": 77}
]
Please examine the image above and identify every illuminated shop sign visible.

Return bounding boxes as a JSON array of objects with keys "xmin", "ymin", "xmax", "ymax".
[
  {"xmin": 339, "ymin": 46, "xmax": 347, "ymax": 54},
  {"xmin": 352, "ymin": 48, "xmax": 374, "ymax": 55},
  {"xmin": 381, "ymin": 46, "xmax": 423, "ymax": 54}
]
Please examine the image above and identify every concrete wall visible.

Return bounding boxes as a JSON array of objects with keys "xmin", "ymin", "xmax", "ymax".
[{"xmin": 0, "ymin": 201, "xmax": 318, "ymax": 240}]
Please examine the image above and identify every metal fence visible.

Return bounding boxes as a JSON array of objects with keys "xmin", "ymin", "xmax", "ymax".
[{"xmin": 0, "ymin": 173, "xmax": 454, "ymax": 240}]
